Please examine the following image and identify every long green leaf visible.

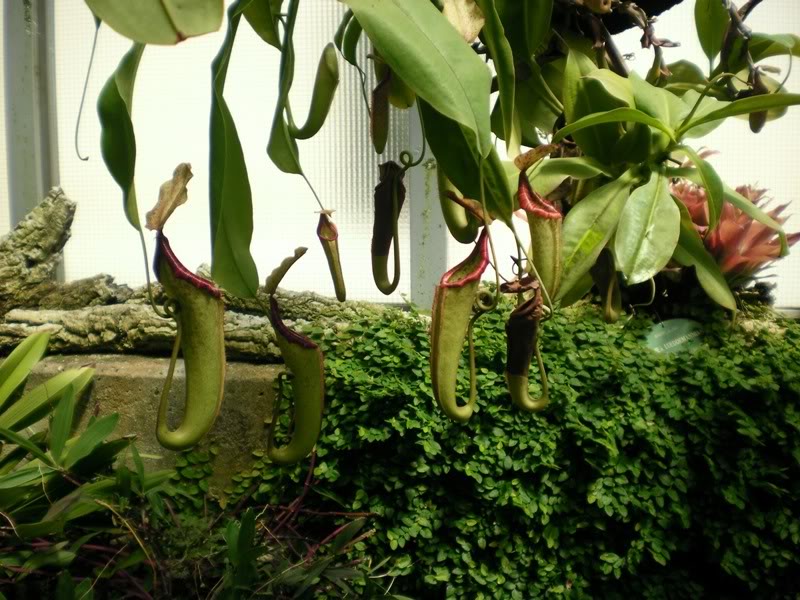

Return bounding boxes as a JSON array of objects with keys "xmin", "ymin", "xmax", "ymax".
[
  {"xmin": 97, "ymin": 43, "xmax": 145, "ymax": 231},
  {"xmin": 64, "ymin": 414, "xmax": 120, "ymax": 469},
  {"xmin": 209, "ymin": 0, "xmax": 259, "ymax": 298},
  {"xmin": 523, "ymin": 0, "xmax": 553, "ymax": 59},
  {"xmin": 420, "ymin": 100, "xmax": 513, "ymax": 223},
  {"xmin": 614, "ymin": 170, "xmax": 680, "ymax": 285},
  {"xmin": 0, "ymin": 368, "xmax": 94, "ymax": 432},
  {"xmin": 0, "ymin": 333, "xmax": 50, "ymax": 411},
  {"xmin": 49, "ymin": 385, "xmax": 76, "ymax": 465},
  {"xmin": 679, "ymin": 93, "xmax": 800, "ymax": 136},
  {"xmin": 85, "ymin": 1, "xmax": 223, "ymax": 45},
  {"xmin": 344, "ymin": 0, "xmax": 492, "ymax": 156},
  {"xmin": 0, "ymin": 427, "xmax": 54, "ymax": 466},
  {"xmin": 529, "ymin": 157, "xmax": 610, "ymax": 197},
  {"xmin": 267, "ymin": 0, "xmax": 303, "ymax": 174},
  {"xmin": 557, "ymin": 170, "xmax": 638, "ymax": 301},
  {"xmin": 243, "ymin": 0, "xmax": 283, "ymax": 48},
  {"xmin": 694, "ymin": 0, "xmax": 730, "ymax": 62},
  {"xmin": 0, "ymin": 465, "xmax": 57, "ymax": 489},
  {"xmin": 677, "ymin": 146, "xmax": 723, "ymax": 230},
  {"xmin": 475, "ymin": 0, "xmax": 520, "ymax": 157},
  {"xmin": 672, "ymin": 201, "xmax": 736, "ymax": 311},
  {"xmin": 554, "ymin": 107, "xmax": 676, "ymax": 145}
]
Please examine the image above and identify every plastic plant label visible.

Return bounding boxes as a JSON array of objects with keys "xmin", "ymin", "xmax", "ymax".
[{"xmin": 645, "ymin": 319, "xmax": 703, "ymax": 354}]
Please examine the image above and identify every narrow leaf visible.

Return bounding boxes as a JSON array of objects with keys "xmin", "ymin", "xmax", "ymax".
[
  {"xmin": 0, "ymin": 368, "xmax": 94, "ymax": 432},
  {"xmin": 614, "ymin": 170, "xmax": 680, "ymax": 284},
  {"xmin": 49, "ymin": 385, "xmax": 76, "ymax": 465},
  {"xmin": 64, "ymin": 414, "xmax": 119, "ymax": 469},
  {"xmin": 209, "ymin": 0, "xmax": 260, "ymax": 297},
  {"xmin": 0, "ymin": 332, "xmax": 50, "ymax": 411},
  {"xmin": 679, "ymin": 93, "xmax": 800, "ymax": 136},
  {"xmin": 475, "ymin": 0, "xmax": 520, "ymax": 157},
  {"xmin": 524, "ymin": 0, "xmax": 553, "ymax": 59},
  {"xmin": 554, "ymin": 107, "xmax": 676, "ymax": 145},
  {"xmin": 97, "ymin": 43, "xmax": 145, "ymax": 231},
  {"xmin": 0, "ymin": 427, "xmax": 54, "ymax": 466}
]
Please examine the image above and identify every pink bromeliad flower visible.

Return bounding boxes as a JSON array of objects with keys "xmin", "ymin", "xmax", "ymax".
[{"xmin": 671, "ymin": 180, "xmax": 800, "ymax": 287}]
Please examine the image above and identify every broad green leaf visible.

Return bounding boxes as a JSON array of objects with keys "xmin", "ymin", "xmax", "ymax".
[
  {"xmin": 267, "ymin": 0, "xmax": 303, "ymax": 174},
  {"xmin": 0, "ymin": 427, "xmax": 54, "ymax": 466},
  {"xmin": 0, "ymin": 368, "xmax": 93, "ymax": 432},
  {"xmin": 750, "ymin": 33, "xmax": 800, "ymax": 63},
  {"xmin": 665, "ymin": 61, "xmax": 708, "ymax": 94},
  {"xmin": 676, "ymin": 146, "xmax": 723, "ymax": 230},
  {"xmin": 475, "ymin": 0, "xmax": 521, "ymax": 157},
  {"xmin": 97, "ymin": 43, "xmax": 145, "ymax": 231},
  {"xmin": 516, "ymin": 63, "xmax": 562, "ymax": 131},
  {"xmin": 553, "ymin": 107, "xmax": 676, "ymax": 145},
  {"xmin": 243, "ymin": 0, "xmax": 283, "ymax": 48},
  {"xmin": 679, "ymin": 93, "xmax": 800, "ymax": 136},
  {"xmin": 695, "ymin": 0, "xmax": 730, "ymax": 62},
  {"xmin": 0, "ymin": 332, "xmax": 49, "ymax": 410},
  {"xmin": 529, "ymin": 157, "xmax": 610, "ymax": 197},
  {"xmin": 524, "ymin": 0, "xmax": 553, "ymax": 59},
  {"xmin": 562, "ymin": 50, "xmax": 629, "ymax": 159},
  {"xmin": 209, "ymin": 0, "xmax": 259, "ymax": 298},
  {"xmin": 557, "ymin": 170, "xmax": 637, "ymax": 301},
  {"xmin": 85, "ymin": 0, "xmax": 223, "ymax": 45},
  {"xmin": 584, "ymin": 70, "xmax": 634, "ymax": 108},
  {"xmin": 64, "ymin": 414, "xmax": 119, "ymax": 469},
  {"xmin": 21, "ymin": 548, "xmax": 76, "ymax": 572},
  {"xmin": 420, "ymin": 100, "xmax": 513, "ymax": 223},
  {"xmin": 672, "ymin": 201, "xmax": 736, "ymax": 311},
  {"xmin": 672, "ymin": 167, "xmax": 790, "ymax": 256},
  {"xmin": 677, "ymin": 90, "xmax": 727, "ymax": 138},
  {"xmin": 614, "ymin": 170, "xmax": 680, "ymax": 285},
  {"xmin": 344, "ymin": 0, "xmax": 492, "ymax": 156},
  {"xmin": 49, "ymin": 385, "xmax": 76, "ymax": 465},
  {"xmin": 629, "ymin": 72, "xmax": 686, "ymax": 127}
]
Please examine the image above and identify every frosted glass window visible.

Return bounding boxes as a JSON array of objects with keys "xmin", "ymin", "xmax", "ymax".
[{"xmin": 54, "ymin": 0, "xmax": 409, "ymax": 302}]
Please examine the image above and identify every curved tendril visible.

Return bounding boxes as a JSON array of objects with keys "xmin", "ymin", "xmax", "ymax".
[
  {"xmin": 509, "ymin": 222, "xmax": 554, "ymax": 317},
  {"xmin": 533, "ymin": 342, "xmax": 549, "ymax": 402},
  {"xmin": 678, "ymin": 72, "xmax": 736, "ymax": 132},
  {"xmin": 75, "ymin": 20, "xmax": 100, "ymax": 162},
  {"xmin": 156, "ymin": 318, "xmax": 182, "ymax": 431},
  {"xmin": 477, "ymin": 159, "xmax": 501, "ymax": 308},
  {"xmin": 139, "ymin": 230, "xmax": 170, "ymax": 320},
  {"xmin": 399, "ymin": 105, "xmax": 428, "ymax": 172}
]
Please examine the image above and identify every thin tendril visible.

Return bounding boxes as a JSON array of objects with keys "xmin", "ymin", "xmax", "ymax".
[
  {"xmin": 75, "ymin": 20, "xmax": 101, "ymax": 161},
  {"xmin": 138, "ymin": 229, "xmax": 170, "ymax": 319},
  {"xmin": 477, "ymin": 160, "xmax": 500, "ymax": 308},
  {"xmin": 400, "ymin": 104, "xmax": 428, "ymax": 172},
  {"xmin": 677, "ymin": 72, "xmax": 736, "ymax": 133},
  {"xmin": 301, "ymin": 174, "xmax": 326, "ymax": 212},
  {"xmin": 509, "ymin": 222, "xmax": 554, "ymax": 316}
]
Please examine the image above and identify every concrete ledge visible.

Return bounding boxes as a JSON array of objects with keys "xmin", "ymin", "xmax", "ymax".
[{"xmin": 24, "ymin": 354, "xmax": 282, "ymax": 489}]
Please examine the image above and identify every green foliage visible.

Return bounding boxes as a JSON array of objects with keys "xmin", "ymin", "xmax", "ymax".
[
  {"xmin": 227, "ymin": 302, "xmax": 800, "ymax": 598},
  {"xmin": 0, "ymin": 336, "xmax": 173, "ymax": 594}
]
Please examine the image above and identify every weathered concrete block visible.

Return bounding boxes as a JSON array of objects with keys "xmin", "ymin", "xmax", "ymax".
[{"xmin": 24, "ymin": 354, "xmax": 282, "ymax": 489}]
